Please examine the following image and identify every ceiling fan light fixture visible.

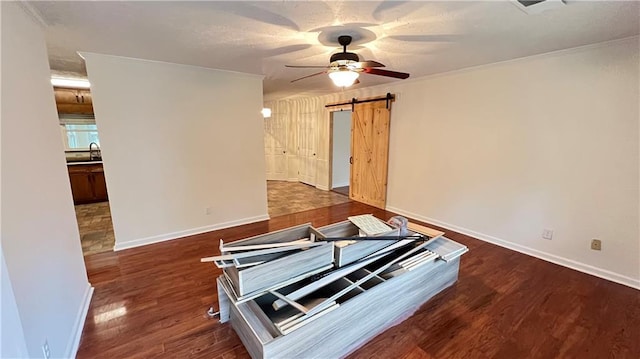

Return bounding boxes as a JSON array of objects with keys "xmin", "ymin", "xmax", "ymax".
[
  {"xmin": 261, "ymin": 108, "xmax": 272, "ymax": 118},
  {"xmin": 286, "ymin": 34, "xmax": 409, "ymax": 85},
  {"xmin": 328, "ymin": 69, "xmax": 359, "ymax": 87}
]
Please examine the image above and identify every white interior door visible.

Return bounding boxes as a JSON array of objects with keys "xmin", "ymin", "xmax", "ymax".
[
  {"xmin": 264, "ymin": 114, "xmax": 287, "ymax": 180},
  {"xmin": 286, "ymin": 114, "xmax": 298, "ymax": 181},
  {"xmin": 297, "ymin": 113, "xmax": 317, "ymax": 186}
]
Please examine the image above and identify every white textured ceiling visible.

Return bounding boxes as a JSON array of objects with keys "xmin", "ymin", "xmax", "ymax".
[{"xmin": 28, "ymin": 1, "xmax": 640, "ymax": 101}]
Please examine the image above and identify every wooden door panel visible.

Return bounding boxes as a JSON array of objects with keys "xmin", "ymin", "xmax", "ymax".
[
  {"xmin": 350, "ymin": 101, "xmax": 390, "ymax": 209},
  {"xmin": 79, "ymin": 89, "xmax": 92, "ymax": 105},
  {"xmin": 54, "ymin": 87, "xmax": 94, "ymax": 115},
  {"xmin": 55, "ymin": 103, "xmax": 94, "ymax": 115},
  {"xmin": 349, "ymin": 110, "xmax": 364, "ymax": 199},
  {"xmin": 69, "ymin": 172, "xmax": 94, "ymax": 204},
  {"xmin": 370, "ymin": 108, "xmax": 390, "ymax": 204},
  {"xmin": 91, "ymin": 171, "xmax": 109, "ymax": 201},
  {"xmin": 54, "ymin": 88, "xmax": 79, "ymax": 104}
]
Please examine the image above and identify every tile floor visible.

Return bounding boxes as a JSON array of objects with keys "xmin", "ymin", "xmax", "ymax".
[
  {"xmin": 75, "ymin": 201, "xmax": 115, "ymax": 256},
  {"xmin": 267, "ymin": 180, "xmax": 351, "ymax": 217},
  {"xmin": 331, "ymin": 186, "xmax": 349, "ymax": 196},
  {"xmin": 75, "ymin": 181, "xmax": 351, "ymax": 256}
]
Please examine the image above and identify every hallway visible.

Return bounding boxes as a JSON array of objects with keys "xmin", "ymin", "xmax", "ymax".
[{"xmin": 267, "ymin": 180, "xmax": 351, "ymax": 217}]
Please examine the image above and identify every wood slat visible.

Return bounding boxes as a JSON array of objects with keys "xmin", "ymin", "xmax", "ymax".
[{"xmin": 407, "ymin": 222, "xmax": 445, "ymax": 239}]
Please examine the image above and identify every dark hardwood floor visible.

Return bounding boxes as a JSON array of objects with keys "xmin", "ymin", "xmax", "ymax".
[{"xmin": 77, "ymin": 202, "xmax": 640, "ymax": 358}]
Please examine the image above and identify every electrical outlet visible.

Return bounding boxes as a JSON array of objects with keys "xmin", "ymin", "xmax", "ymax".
[
  {"xmin": 591, "ymin": 239, "xmax": 602, "ymax": 251},
  {"xmin": 205, "ymin": 207, "xmax": 212, "ymax": 215},
  {"xmin": 42, "ymin": 340, "xmax": 50, "ymax": 359},
  {"xmin": 542, "ymin": 229, "xmax": 553, "ymax": 240}
]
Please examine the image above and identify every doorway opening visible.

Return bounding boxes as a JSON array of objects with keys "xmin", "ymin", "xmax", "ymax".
[
  {"xmin": 56, "ymin": 85, "xmax": 115, "ymax": 256},
  {"xmin": 264, "ymin": 107, "xmax": 351, "ymax": 218},
  {"xmin": 330, "ymin": 110, "xmax": 352, "ymax": 197}
]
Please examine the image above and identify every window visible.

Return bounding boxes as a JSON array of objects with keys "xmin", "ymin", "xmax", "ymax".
[{"xmin": 60, "ymin": 124, "xmax": 100, "ymax": 150}]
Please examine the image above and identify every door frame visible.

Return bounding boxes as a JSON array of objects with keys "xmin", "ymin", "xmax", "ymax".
[{"xmin": 328, "ymin": 107, "xmax": 353, "ymax": 191}]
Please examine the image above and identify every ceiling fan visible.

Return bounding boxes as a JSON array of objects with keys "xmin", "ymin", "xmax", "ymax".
[{"xmin": 285, "ymin": 35, "xmax": 410, "ymax": 87}]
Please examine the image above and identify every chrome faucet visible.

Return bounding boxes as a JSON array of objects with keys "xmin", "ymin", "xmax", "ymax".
[{"xmin": 89, "ymin": 142, "xmax": 101, "ymax": 161}]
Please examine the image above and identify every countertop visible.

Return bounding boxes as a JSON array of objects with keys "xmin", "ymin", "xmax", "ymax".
[{"xmin": 67, "ymin": 161, "xmax": 103, "ymax": 166}]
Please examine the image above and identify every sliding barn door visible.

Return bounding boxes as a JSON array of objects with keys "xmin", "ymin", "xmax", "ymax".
[{"xmin": 350, "ymin": 101, "xmax": 391, "ymax": 209}]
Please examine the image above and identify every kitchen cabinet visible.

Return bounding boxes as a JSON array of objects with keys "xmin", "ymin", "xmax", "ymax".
[
  {"xmin": 68, "ymin": 163, "xmax": 108, "ymax": 204},
  {"xmin": 91, "ymin": 169, "xmax": 108, "ymax": 200},
  {"xmin": 54, "ymin": 87, "xmax": 93, "ymax": 115}
]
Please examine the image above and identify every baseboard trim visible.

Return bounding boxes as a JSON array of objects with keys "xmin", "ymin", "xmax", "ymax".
[
  {"xmin": 64, "ymin": 283, "xmax": 94, "ymax": 358},
  {"xmin": 316, "ymin": 184, "xmax": 329, "ymax": 191},
  {"xmin": 386, "ymin": 206, "xmax": 640, "ymax": 290},
  {"xmin": 114, "ymin": 214, "xmax": 270, "ymax": 251}
]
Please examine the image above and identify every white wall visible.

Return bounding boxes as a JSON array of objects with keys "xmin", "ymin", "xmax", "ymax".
[
  {"xmin": 281, "ymin": 37, "xmax": 640, "ymax": 288},
  {"xmin": 387, "ymin": 37, "xmax": 639, "ymax": 288},
  {"xmin": 1, "ymin": 3, "xmax": 92, "ymax": 358},
  {"xmin": 1, "ymin": 251, "xmax": 28, "ymax": 358},
  {"xmin": 83, "ymin": 54, "xmax": 269, "ymax": 249},
  {"xmin": 331, "ymin": 111, "xmax": 351, "ymax": 188}
]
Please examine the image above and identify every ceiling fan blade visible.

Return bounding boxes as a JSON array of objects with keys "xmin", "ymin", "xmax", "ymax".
[
  {"xmin": 285, "ymin": 65, "xmax": 329, "ymax": 69},
  {"xmin": 291, "ymin": 71, "xmax": 328, "ymax": 83},
  {"xmin": 363, "ymin": 68, "xmax": 410, "ymax": 79},
  {"xmin": 353, "ymin": 60, "xmax": 385, "ymax": 68}
]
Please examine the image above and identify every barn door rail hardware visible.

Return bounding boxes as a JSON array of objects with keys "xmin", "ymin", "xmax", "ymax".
[{"xmin": 325, "ymin": 92, "xmax": 395, "ymax": 110}]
